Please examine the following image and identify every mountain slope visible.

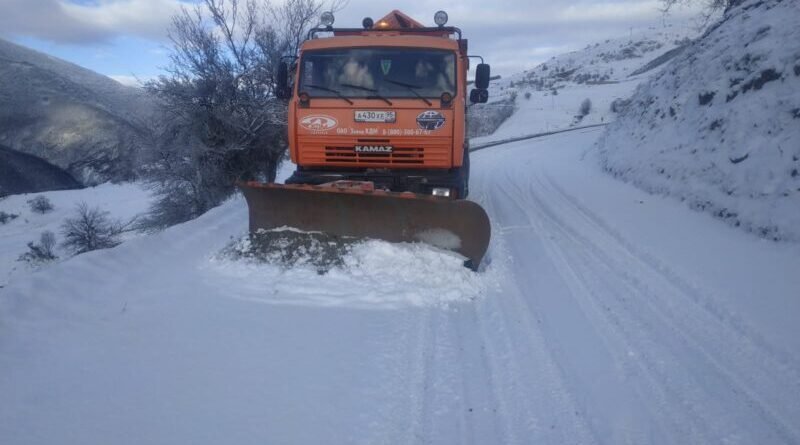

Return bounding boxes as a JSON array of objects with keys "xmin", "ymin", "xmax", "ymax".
[
  {"xmin": 597, "ymin": 0, "xmax": 800, "ymax": 241},
  {"xmin": 0, "ymin": 144, "xmax": 82, "ymax": 196},
  {"xmin": 0, "ymin": 38, "xmax": 155, "ymax": 184}
]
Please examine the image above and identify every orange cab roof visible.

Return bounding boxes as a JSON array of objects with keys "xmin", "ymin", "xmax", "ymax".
[
  {"xmin": 308, "ymin": 10, "xmax": 459, "ymax": 50},
  {"xmin": 374, "ymin": 10, "xmax": 425, "ymax": 28},
  {"xmin": 302, "ymin": 34, "xmax": 459, "ymax": 51}
]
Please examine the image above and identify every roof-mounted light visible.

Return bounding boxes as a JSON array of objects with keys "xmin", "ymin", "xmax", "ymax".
[
  {"xmin": 434, "ymin": 10, "xmax": 448, "ymax": 27},
  {"xmin": 377, "ymin": 20, "xmax": 389, "ymax": 28},
  {"xmin": 320, "ymin": 11, "xmax": 335, "ymax": 27},
  {"xmin": 362, "ymin": 17, "xmax": 374, "ymax": 29}
]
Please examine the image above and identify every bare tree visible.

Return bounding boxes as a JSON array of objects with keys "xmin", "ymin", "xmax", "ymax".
[
  {"xmin": 27, "ymin": 195, "xmax": 54, "ymax": 214},
  {"xmin": 61, "ymin": 203, "xmax": 123, "ymax": 255},
  {"xmin": 661, "ymin": 0, "xmax": 745, "ymax": 24},
  {"xmin": 142, "ymin": 0, "xmax": 343, "ymax": 230}
]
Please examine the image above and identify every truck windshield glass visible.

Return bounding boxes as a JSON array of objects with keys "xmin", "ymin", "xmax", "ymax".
[{"xmin": 299, "ymin": 48, "xmax": 455, "ymax": 99}]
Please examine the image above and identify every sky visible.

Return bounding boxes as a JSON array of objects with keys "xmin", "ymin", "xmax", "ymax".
[{"xmin": 0, "ymin": 0, "xmax": 701, "ymax": 86}]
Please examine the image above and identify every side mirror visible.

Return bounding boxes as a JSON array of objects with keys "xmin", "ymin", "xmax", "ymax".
[
  {"xmin": 276, "ymin": 61, "xmax": 290, "ymax": 99},
  {"xmin": 475, "ymin": 63, "xmax": 491, "ymax": 89},
  {"xmin": 469, "ymin": 88, "xmax": 489, "ymax": 104}
]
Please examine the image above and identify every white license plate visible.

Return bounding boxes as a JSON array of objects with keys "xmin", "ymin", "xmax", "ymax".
[{"xmin": 354, "ymin": 110, "xmax": 396, "ymax": 123}]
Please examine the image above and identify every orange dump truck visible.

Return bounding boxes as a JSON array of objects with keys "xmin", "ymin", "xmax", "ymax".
[{"xmin": 240, "ymin": 10, "xmax": 492, "ymax": 269}]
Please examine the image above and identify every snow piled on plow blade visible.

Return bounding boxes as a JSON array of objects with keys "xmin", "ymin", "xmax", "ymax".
[{"xmin": 208, "ymin": 228, "xmax": 497, "ymax": 309}]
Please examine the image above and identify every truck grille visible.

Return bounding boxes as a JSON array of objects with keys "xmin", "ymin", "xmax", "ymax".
[
  {"xmin": 324, "ymin": 146, "xmax": 425, "ymax": 164},
  {"xmin": 297, "ymin": 136, "xmax": 452, "ymax": 168}
]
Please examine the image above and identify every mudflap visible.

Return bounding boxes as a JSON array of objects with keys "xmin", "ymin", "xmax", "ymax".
[{"xmin": 239, "ymin": 182, "xmax": 491, "ymax": 270}]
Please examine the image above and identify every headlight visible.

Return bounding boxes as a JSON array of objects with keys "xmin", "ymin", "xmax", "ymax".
[
  {"xmin": 320, "ymin": 11, "xmax": 335, "ymax": 27},
  {"xmin": 434, "ymin": 10, "xmax": 448, "ymax": 26},
  {"xmin": 432, "ymin": 187, "xmax": 451, "ymax": 197}
]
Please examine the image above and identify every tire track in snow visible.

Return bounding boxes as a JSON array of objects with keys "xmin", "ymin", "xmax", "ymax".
[
  {"xmin": 496, "ymin": 174, "xmax": 684, "ymax": 443},
  {"xmin": 425, "ymin": 308, "xmax": 473, "ymax": 445},
  {"xmin": 503, "ymin": 176, "xmax": 719, "ymax": 442},
  {"xmin": 467, "ymin": 156, "xmax": 599, "ymax": 444},
  {"xmin": 405, "ymin": 307, "xmax": 432, "ymax": 444},
  {"xmin": 543, "ymin": 174, "xmax": 800, "ymax": 375},
  {"xmin": 505, "ymin": 168, "xmax": 800, "ymax": 444},
  {"xmin": 531, "ymin": 174, "xmax": 800, "ymax": 443}
]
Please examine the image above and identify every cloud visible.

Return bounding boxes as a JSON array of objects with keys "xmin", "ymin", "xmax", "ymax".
[
  {"xmin": 1, "ymin": 0, "xmax": 703, "ymax": 77},
  {"xmin": 0, "ymin": 0, "xmax": 185, "ymax": 43}
]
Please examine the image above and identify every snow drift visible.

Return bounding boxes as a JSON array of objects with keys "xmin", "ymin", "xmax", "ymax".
[{"xmin": 597, "ymin": 0, "xmax": 800, "ymax": 241}]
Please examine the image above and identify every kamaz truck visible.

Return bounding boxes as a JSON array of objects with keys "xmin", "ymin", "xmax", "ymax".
[{"xmin": 241, "ymin": 9, "xmax": 493, "ymax": 268}]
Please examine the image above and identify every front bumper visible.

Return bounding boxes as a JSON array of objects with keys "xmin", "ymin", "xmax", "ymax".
[{"xmin": 286, "ymin": 167, "xmax": 464, "ymax": 195}]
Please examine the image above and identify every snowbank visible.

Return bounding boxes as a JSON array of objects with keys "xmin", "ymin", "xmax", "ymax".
[
  {"xmin": 597, "ymin": 0, "xmax": 800, "ymax": 241},
  {"xmin": 209, "ymin": 229, "xmax": 493, "ymax": 310},
  {"xmin": 0, "ymin": 183, "xmax": 151, "ymax": 286}
]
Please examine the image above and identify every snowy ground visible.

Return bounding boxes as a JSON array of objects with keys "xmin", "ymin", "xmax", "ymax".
[
  {"xmin": 2, "ymin": 127, "xmax": 799, "ymax": 444},
  {"xmin": 0, "ymin": 183, "xmax": 151, "ymax": 287}
]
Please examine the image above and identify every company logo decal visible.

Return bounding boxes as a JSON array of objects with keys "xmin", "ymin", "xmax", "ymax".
[
  {"xmin": 299, "ymin": 114, "xmax": 338, "ymax": 131},
  {"xmin": 416, "ymin": 111, "xmax": 446, "ymax": 131}
]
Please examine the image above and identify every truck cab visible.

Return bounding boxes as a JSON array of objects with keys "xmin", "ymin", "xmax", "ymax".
[{"xmin": 277, "ymin": 10, "xmax": 491, "ymax": 199}]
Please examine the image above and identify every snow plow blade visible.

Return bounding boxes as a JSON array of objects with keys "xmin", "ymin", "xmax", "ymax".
[{"xmin": 239, "ymin": 182, "xmax": 491, "ymax": 270}]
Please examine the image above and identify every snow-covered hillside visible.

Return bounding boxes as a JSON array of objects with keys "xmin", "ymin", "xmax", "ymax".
[
  {"xmin": 597, "ymin": 0, "xmax": 800, "ymax": 242},
  {"xmin": 471, "ymin": 24, "xmax": 697, "ymax": 144},
  {"xmin": 0, "ymin": 38, "xmax": 156, "ymax": 184}
]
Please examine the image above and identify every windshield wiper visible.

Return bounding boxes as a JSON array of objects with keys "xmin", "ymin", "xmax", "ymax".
[
  {"xmin": 382, "ymin": 78, "xmax": 432, "ymax": 106},
  {"xmin": 304, "ymin": 84, "xmax": 353, "ymax": 105},
  {"xmin": 340, "ymin": 83, "xmax": 393, "ymax": 105}
]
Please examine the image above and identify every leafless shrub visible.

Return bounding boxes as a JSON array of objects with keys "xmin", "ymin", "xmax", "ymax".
[
  {"xmin": 579, "ymin": 98, "xmax": 593, "ymax": 117},
  {"xmin": 468, "ymin": 98, "xmax": 516, "ymax": 138},
  {"xmin": 60, "ymin": 203, "xmax": 124, "ymax": 255},
  {"xmin": 18, "ymin": 231, "xmax": 58, "ymax": 264},
  {"xmin": 0, "ymin": 211, "xmax": 19, "ymax": 224},
  {"xmin": 27, "ymin": 195, "xmax": 54, "ymax": 214}
]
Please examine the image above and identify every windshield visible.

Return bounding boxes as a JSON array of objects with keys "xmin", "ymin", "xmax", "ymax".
[{"xmin": 299, "ymin": 48, "xmax": 456, "ymax": 99}]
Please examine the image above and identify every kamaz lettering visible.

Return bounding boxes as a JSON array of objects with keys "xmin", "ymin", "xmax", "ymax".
[{"xmin": 355, "ymin": 145, "xmax": 393, "ymax": 153}]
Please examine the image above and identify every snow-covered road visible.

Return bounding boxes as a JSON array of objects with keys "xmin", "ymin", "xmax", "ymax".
[{"xmin": 2, "ymin": 128, "xmax": 799, "ymax": 444}]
